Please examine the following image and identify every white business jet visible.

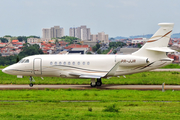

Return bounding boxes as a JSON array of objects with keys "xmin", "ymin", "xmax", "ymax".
[{"xmin": 2, "ymin": 23, "xmax": 176, "ymax": 87}]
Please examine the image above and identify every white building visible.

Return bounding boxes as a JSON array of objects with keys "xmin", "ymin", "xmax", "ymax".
[
  {"xmin": 69, "ymin": 25, "xmax": 91, "ymax": 41},
  {"xmin": 131, "ymin": 38, "xmax": 148, "ymax": 44},
  {"xmin": 27, "ymin": 38, "xmax": 41, "ymax": 43},
  {"xmin": 42, "ymin": 29, "xmax": 51, "ymax": 39},
  {"xmin": 42, "ymin": 26, "xmax": 64, "ymax": 39},
  {"xmin": 91, "ymin": 32, "xmax": 109, "ymax": 44}
]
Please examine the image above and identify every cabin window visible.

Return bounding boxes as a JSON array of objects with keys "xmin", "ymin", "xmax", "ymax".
[
  {"xmin": 55, "ymin": 62, "xmax": 57, "ymax": 65},
  {"xmin": 68, "ymin": 62, "xmax": 71, "ymax": 65},
  {"xmin": 63, "ymin": 62, "xmax": 66, "ymax": 65},
  {"xmin": 50, "ymin": 62, "xmax": 53, "ymax": 65},
  {"xmin": 24, "ymin": 59, "xmax": 29, "ymax": 63},
  {"xmin": 83, "ymin": 62, "xmax": 85, "ymax": 65},
  {"xmin": 78, "ymin": 62, "xmax": 80, "ymax": 65},
  {"xmin": 72, "ymin": 62, "xmax": 75, "ymax": 65},
  {"xmin": 59, "ymin": 62, "xmax": 62, "ymax": 65},
  {"xmin": 87, "ymin": 62, "xmax": 90, "ymax": 65}
]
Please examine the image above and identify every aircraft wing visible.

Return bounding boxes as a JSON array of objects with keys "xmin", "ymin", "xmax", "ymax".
[
  {"xmin": 69, "ymin": 73, "xmax": 103, "ymax": 79},
  {"xmin": 105, "ymin": 61, "xmax": 121, "ymax": 77},
  {"xmin": 69, "ymin": 62, "xmax": 121, "ymax": 79}
]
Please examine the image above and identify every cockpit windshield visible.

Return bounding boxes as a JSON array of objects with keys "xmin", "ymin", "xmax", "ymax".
[
  {"xmin": 24, "ymin": 59, "xmax": 29, "ymax": 63},
  {"xmin": 18, "ymin": 59, "xmax": 29, "ymax": 63}
]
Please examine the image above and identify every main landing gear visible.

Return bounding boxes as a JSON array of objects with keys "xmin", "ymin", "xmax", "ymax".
[
  {"xmin": 90, "ymin": 78, "xmax": 102, "ymax": 87},
  {"xmin": 29, "ymin": 76, "xmax": 33, "ymax": 87}
]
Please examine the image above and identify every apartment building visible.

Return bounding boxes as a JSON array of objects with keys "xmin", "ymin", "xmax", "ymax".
[
  {"xmin": 42, "ymin": 26, "xmax": 64, "ymax": 39},
  {"xmin": 27, "ymin": 38, "xmax": 41, "ymax": 43},
  {"xmin": 69, "ymin": 26, "xmax": 91, "ymax": 41},
  {"xmin": 90, "ymin": 32, "xmax": 109, "ymax": 44}
]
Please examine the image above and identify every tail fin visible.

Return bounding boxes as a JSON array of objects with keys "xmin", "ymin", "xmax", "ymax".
[{"xmin": 132, "ymin": 23, "xmax": 175, "ymax": 60}]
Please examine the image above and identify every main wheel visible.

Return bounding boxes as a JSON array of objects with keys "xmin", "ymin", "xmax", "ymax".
[
  {"xmin": 29, "ymin": 83, "xmax": 33, "ymax": 87},
  {"xmin": 90, "ymin": 82, "xmax": 96, "ymax": 87},
  {"xmin": 96, "ymin": 81, "xmax": 102, "ymax": 86}
]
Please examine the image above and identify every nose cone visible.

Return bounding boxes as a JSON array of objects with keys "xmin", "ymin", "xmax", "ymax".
[{"xmin": 2, "ymin": 68, "xmax": 7, "ymax": 74}]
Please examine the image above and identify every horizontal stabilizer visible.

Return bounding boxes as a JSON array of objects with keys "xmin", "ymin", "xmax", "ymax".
[
  {"xmin": 160, "ymin": 58, "xmax": 173, "ymax": 61},
  {"xmin": 146, "ymin": 47, "xmax": 176, "ymax": 52}
]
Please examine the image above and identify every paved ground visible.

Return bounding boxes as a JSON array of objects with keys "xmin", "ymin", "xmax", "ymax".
[{"xmin": 0, "ymin": 84, "xmax": 179, "ymax": 90}]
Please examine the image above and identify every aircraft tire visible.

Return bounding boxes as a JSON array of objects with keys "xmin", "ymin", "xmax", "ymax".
[
  {"xmin": 29, "ymin": 83, "xmax": 33, "ymax": 87},
  {"xmin": 90, "ymin": 82, "xmax": 96, "ymax": 87},
  {"xmin": 96, "ymin": 82, "xmax": 102, "ymax": 86}
]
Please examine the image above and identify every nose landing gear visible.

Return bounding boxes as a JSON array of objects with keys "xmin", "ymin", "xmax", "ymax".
[{"xmin": 29, "ymin": 76, "xmax": 33, "ymax": 87}]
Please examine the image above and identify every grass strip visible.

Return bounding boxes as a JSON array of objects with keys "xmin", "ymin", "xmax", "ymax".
[
  {"xmin": 0, "ymin": 89, "xmax": 179, "ymax": 119},
  {"xmin": 0, "ymin": 89, "xmax": 180, "ymax": 101},
  {"xmin": 0, "ymin": 99, "xmax": 179, "ymax": 119}
]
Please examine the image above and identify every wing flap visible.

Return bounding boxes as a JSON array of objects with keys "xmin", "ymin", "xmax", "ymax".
[
  {"xmin": 69, "ymin": 73, "xmax": 103, "ymax": 79},
  {"xmin": 79, "ymin": 74, "xmax": 102, "ymax": 79}
]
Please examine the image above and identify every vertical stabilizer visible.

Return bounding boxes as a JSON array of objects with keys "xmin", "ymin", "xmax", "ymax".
[{"xmin": 132, "ymin": 23, "xmax": 174, "ymax": 60}]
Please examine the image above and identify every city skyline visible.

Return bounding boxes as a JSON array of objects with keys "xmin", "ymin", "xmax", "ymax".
[{"xmin": 0, "ymin": 0, "xmax": 180, "ymax": 37}]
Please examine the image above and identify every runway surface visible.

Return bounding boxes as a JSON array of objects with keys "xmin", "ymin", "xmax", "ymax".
[{"xmin": 0, "ymin": 84, "xmax": 180, "ymax": 90}]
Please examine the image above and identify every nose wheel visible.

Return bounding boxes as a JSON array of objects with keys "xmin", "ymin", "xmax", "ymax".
[
  {"xmin": 29, "ymin": 76, "xmax": 34, "ymax": 87},
  {"xmin": 29, "ymin": 83, "xmax": 33, "ymax": 87}
]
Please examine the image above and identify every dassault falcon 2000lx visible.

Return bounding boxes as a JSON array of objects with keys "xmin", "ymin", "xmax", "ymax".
[{"xmin": 2, "ymin": 23, "xmax": 176, "ymax": 87}]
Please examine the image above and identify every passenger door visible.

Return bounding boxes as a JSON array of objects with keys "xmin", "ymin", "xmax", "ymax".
[{"xmin": 33, "ymin": 58, "xmax": 42, "ymax": 75}]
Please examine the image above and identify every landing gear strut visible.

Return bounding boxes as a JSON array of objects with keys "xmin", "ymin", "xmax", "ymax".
[
  {"xmin": 29, "ymin": 76, "xmax": 33, "ymax": 87},
  {"xmin": 90, "ymin": 78, "xmax": 102, "ymax": 87}
]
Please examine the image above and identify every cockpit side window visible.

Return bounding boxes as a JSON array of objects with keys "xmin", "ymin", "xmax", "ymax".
[
  {"xmin": 18, "ymin": 59, "xmax": 23, "ymax": 63},
  {"xmin": 18, "ymin": 59, "xmax": 29, "ymax": 63},
  {"xmin": 24, "ymin": 59, "xmax": 29, "ymax": 63},
  {"xmin": 21, "ymin": 59, "xmax": 26, "ymax": 63}
]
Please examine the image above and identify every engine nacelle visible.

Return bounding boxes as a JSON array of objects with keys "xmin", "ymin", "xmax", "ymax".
[{"xmin": 118, "ymin": 56, "xmax": 149, "ymax": 67}]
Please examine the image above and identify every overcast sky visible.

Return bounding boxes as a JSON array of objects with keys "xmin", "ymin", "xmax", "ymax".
[{"xmin": 0, "ymin": 0, "xmax": 180, "ymax": 38}]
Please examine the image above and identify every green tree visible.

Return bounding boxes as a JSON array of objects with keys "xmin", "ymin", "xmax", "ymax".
[
  {"xmin": 4, "ymin": 35, "xmax": 11, "ymax": 37},
  {"xmin": 113, "ymin": 50, "xmax": 117, "ymax": 54},
  {"xmin": 96, "ymin": 43, "xmax": 100, "ymax": 49},
  {"xmin": 19, "ymin": 43, "xmax": 43, "ymax": 57},
  {"xmin": 27, "ymin": 36, "xmax": 40, "ymax": 38},
  {"xmin": 137, "ymin": 43, "xmax": 142, "ymax": 48},
  {"xmin": 16, "ymin": 56, "xmax": 20, "ymax": 63},
  {"xmin": 97, "ymin": 49, "xmax": 101, "ymax": 54},
  {"xmin": 87, "ymin": 51, "xmax": 92, "ymax": 54},
  {"xmin": 17, "ymin": 36, "xmax": 27, "ymax": 42},
  {"xmin": 60, "ymin": 36, "xmax": 79, "ymax": 44},
  {"xmin": 109, "ymin": 41, "xmax": 126, "ymax": 48},
  {"xmin": 0, "ymin": 38, "xmax": 8, "ymax": 43},
  {"xmin": 92, "ymin": 46, "xmax": 97, "ymax": 52}
]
